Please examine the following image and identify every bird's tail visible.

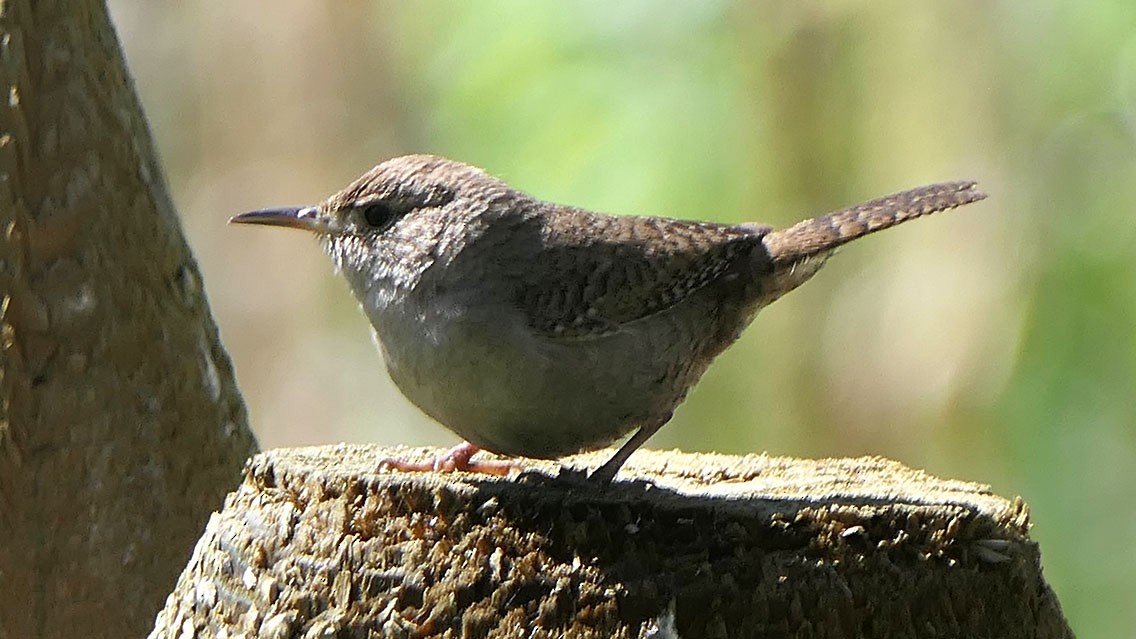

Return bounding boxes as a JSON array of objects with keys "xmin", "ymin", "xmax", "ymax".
[{"xmin": 763, "ymin": 181, "xmax": 986, "ymax": 267}]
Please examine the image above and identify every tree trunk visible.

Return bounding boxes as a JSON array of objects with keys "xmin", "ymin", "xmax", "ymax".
[
  {"xmin": 0, "ymin": 2, "xmax": 258, "ymax": 637},
  {"xmin": 150, "ymin": 446, "xmax": 1073, "ymax": 639}
]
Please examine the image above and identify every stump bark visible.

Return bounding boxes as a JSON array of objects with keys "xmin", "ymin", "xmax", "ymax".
[{"xmin": 150, "ymin": 445, "xmax": 1072, "ymax": 638}]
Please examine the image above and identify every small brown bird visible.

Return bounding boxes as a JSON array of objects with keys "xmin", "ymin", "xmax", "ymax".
[{"xmin": 232, "ymin": 155, "xmax": 985, "ymax": 483}]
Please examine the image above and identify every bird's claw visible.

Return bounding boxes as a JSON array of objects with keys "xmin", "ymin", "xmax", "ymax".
[{"xmin": 377, "ymin": 442, "xmax": 516, "ymax": 477}]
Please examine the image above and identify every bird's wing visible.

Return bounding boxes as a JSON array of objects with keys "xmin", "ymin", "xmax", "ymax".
[{"xmin": 515, "ymin": 209, "xmax": 769, "ymax": 339}]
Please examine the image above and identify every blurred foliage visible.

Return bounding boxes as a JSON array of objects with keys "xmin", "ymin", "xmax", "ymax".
[{"xmin": 110, "ymin": 1, "xmax": 1135, "ymax": 636}]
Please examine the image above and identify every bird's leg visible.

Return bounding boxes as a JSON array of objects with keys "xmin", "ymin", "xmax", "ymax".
[
  {"xmin": 378, "ymin": 441, "xmax": 516, "ymax": 476},
  {"xmin": 588, "ymin": 416, "xmax": 669, "ymax": 484}
]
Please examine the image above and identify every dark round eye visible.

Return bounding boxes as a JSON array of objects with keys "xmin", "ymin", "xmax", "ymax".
[{"xmin": 360, "ymin": 201, "xmax": 395, "ymax": 229}]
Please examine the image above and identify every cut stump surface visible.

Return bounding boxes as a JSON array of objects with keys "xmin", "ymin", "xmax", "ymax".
[{"xmin": 150, "ymin": 445, "xmax": 1072, "ymax": 639}]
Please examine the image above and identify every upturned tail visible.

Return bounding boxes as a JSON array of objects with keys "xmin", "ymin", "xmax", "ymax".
[{"xmin": 763, "ymin": 181, "xmax": 986, "ymax": 267}]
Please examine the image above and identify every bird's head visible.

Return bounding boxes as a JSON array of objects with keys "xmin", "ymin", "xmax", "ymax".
[{"xmin": 231, "ymin": 154, "xmax": 513, "ymax": 295}]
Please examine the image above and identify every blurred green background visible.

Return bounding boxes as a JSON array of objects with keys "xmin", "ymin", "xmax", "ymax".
[{"xmin": 109, "ymin": 2, "xmax": 1134, "ymax": 636}]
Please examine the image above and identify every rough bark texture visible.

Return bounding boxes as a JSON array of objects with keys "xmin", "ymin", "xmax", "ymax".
[
  {"xmin": 0, "ymin": 2, "xmax": 258, "ymax": 637},
  {"xmin": 151, "ymin": 446, "xmax": 1072, "ymax": 639}
]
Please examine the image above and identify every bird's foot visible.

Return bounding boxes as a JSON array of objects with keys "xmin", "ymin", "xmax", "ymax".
[{"xmin": 377, "ymin": 442, "xmax": 516, "ymax": 477}]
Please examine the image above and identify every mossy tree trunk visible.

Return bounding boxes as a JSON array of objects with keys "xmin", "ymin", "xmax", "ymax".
[{"xmin": 0, "ymin": 2, "xmax": 257, "ymax": 636}]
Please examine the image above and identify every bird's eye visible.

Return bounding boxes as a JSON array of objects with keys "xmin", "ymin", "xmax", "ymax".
[{"xmin": 360, "ymin": 201, "xmax": 396, "ymax": 229}]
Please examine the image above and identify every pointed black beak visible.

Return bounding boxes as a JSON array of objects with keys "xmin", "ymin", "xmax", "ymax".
[{"xmin": 229, "ymin": 206, "xmax": 328, "ymax": 233}]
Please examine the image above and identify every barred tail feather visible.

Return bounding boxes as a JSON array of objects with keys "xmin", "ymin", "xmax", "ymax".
[{"xmin": 763, "ymin": 181, "xmax": 986, "ymax": 267}]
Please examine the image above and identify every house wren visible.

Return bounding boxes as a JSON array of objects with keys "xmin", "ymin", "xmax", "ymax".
[{"xmin": 232, "ymin": 155, "xmax": 985, "ymax": 483}]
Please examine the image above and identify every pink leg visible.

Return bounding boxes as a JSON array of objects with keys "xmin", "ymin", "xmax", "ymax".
[{"xmin": 378, "ymin": 442, "xmax": 517, "ymax": 477}]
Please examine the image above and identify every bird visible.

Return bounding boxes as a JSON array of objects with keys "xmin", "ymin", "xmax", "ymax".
[{"xmin": 231, "ymin": 154, "xmax": 985, "ymax": 483}]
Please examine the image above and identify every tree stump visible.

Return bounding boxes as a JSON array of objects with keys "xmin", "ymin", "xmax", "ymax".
[{"xmin": 150, "ymin": 445, "xmax": 1072, "ymax": 638}]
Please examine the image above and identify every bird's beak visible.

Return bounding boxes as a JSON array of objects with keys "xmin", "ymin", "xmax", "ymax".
[{"xmin": 229, "ymin": 206, "xmax": 328, "ymax": 233}]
